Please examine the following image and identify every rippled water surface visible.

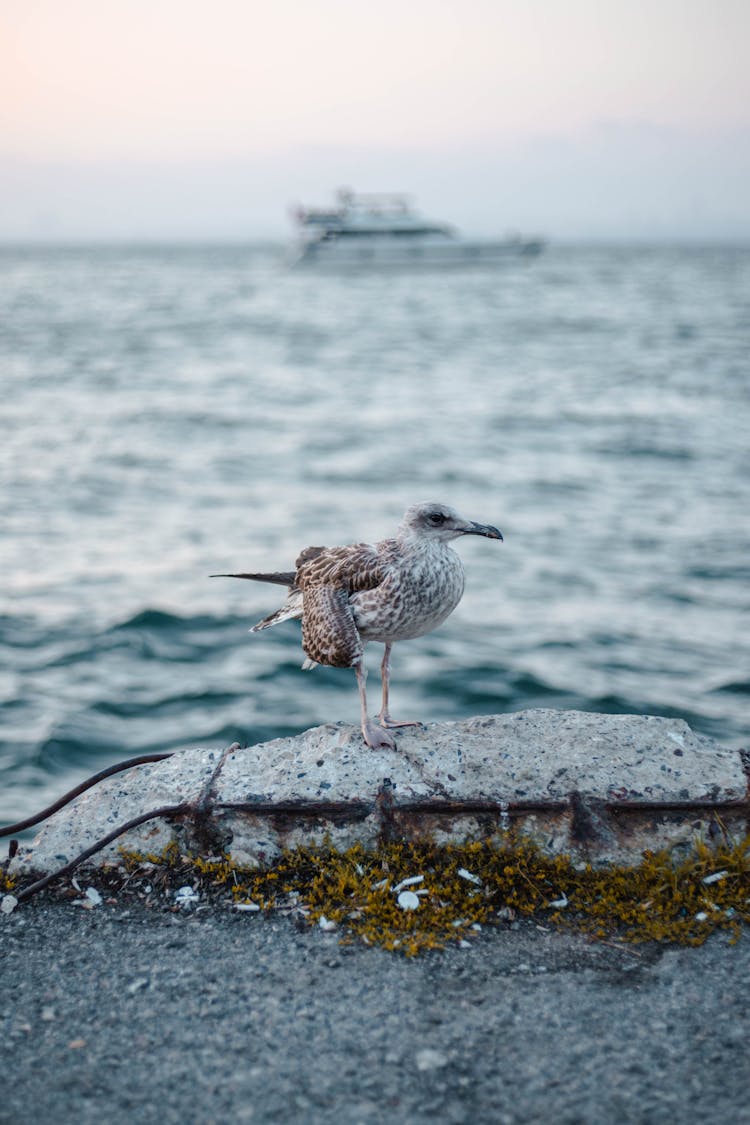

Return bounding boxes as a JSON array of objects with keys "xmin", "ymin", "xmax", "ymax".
[{"xmin": 1, "ymin": 242, "xmax": 748, "ymax": 823}]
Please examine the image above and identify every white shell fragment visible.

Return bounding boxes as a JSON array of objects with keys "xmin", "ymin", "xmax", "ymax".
[
  {"xmin": 702, "ymin": 870, "xmax": 729, "ymax": 885},
  {"xmin": 457, "ymin": 868, "xmax": 482, "ymax": 885},
  {"xmin": 695, "ymin": 911, "xmax": 709, "ymax": 921},
  {"xmin": 233, "ymin": 902, "xmax": 261, "ymax": 912},
  {"xmin": 393, "ymin": 875, "xmax": 424, "ymax": 893},
  {"xmin": 175, "ymin": 886, "xmax": 199, "ymax": 905},
  {"xmin": 549, "ymin": 895, "xmax": 569, "ymax": 909},
  {"xmin": 72, "ymin": 886, "xmax": 103, "ymax": 909},
  {"xmin": 397, "ymin": 890, "xmax": 421, "ymax": 911},
  {"xmin": 318, "ymin": 914, "xmax": 337, "ymax": 931},
  {"xmin": 1, "ymin": 894, "xmax": 18, "ymax": 915}
]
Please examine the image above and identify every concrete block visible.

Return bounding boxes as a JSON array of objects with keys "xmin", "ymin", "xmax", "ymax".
[{"xmin": 8, "ymin": 710, "xmax": 748, "ymax": 875}]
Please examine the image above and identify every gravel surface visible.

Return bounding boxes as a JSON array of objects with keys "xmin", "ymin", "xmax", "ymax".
[{"xmin": 2, "ymin": 902, "xmax": 749, "ymax": 1124}]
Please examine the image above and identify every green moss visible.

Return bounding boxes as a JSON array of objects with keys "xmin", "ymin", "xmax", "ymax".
[{"xmin": 115, "ymin": 832, "xmax": 750, "ymax": 956}]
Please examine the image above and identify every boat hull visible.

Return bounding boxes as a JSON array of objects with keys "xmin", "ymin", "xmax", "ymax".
[{"xmin": 289, "ymin": 236, "xmax": 544, "ymax": 270}]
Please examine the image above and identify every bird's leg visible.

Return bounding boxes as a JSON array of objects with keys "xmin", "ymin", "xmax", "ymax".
[
  {"xmin": 355, "ymin": 661, "xmax": 396, "ymax": 749},
  {"xmin": 377, "ymin": 643, "xmax": 422, "ymax": 729}
]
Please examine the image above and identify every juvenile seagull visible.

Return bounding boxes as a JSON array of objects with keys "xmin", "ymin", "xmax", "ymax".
[{"xmin": 212, "ymin": 502, "xmax": 502, "ymax": 749}]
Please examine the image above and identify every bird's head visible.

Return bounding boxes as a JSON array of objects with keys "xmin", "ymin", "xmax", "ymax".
[{"xmin": 398, "ymin": 502, "xmax": 503, "ymax": 543}]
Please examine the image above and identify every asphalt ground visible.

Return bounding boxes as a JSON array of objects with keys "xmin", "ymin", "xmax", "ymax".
[{"xmin": 2, "ymin": 901, "xmax": 749, "ymax": 1124}]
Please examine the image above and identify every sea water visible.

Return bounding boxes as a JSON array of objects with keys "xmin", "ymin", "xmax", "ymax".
[{"xmin": 1, "ymin": 242, "xmax": 748, "ymax": 824}]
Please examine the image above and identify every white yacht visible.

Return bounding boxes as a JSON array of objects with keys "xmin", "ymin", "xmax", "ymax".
[{"xmin": 288, "ymin": 189, "xmax": 545, "ymax": 269}]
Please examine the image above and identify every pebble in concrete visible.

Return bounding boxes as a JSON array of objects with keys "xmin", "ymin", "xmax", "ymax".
[{"xmin": 8, "ymin": 709, "xmax": 748, "ymax": 876}]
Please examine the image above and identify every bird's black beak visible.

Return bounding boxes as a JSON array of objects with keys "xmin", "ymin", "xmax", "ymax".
[{"xmin": 462, "ymin": 521, "xmax": 503, "ymax": 540}]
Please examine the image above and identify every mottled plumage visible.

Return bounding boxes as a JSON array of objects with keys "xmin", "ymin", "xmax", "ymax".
[{"xmin": 212, "ymin": 502, "xmax": 502, "ymax": 748}]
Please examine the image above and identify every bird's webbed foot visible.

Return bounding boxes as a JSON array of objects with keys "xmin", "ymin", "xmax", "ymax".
[
  {"xmin": 377, "ymin": 712, "xmax": 423, "ymax": 730},
  {"xmin": 361, "ymin": 719, "xmax": 397, "ymax": 750}
]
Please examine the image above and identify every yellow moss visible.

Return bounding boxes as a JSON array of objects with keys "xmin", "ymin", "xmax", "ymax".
[
  {"xmin": 119, "ymin": 839, "xmax": 182, "ymax": 871},
  {"xmin": 114, "ymin": 834, "xmax": 750, "ymax": 956}
]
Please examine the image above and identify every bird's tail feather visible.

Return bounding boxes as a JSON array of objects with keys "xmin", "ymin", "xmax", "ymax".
[
  {"xmin": 210, "ymin": 571, "xmax": 296, "ymax": 587},
  {"xmin": 250, "ymin": 591, "xmax": 304, "ymax": 632}
]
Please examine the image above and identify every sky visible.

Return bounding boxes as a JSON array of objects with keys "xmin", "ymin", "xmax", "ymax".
[{"xmin": 1, "ymin": 0, "xmax": 749, "ymax": 240}]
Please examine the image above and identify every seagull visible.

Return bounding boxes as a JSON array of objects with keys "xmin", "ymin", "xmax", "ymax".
[{"xmin": 212, "ymin": 502, "xmax": 502, "ymax": 749}]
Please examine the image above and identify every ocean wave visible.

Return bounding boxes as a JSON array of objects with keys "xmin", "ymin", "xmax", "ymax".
[
  {"xmin": 109, "ymin": 608, "xmax": 222, "ymax": 633},
  {"xmin": 91, "ymin": 688, "xmax": 243, "ymax": 718},
  {"xmin": 710, "ymin": 678, "xmax": 750, "ymax": 696}
]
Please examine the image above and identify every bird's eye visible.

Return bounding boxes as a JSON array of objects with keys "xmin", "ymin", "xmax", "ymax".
[{"xmin": 429, "ymin": 513, "xmax": 446, "ymax": 525}]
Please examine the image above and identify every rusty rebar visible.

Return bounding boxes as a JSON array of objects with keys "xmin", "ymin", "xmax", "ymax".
[
  {"xmin": 13, "ymin": 803, "xmax": 189, "ymax": 902},
  {"xmin": 0, "ymin": 752, "xmax": 174, "ymax": 838}
]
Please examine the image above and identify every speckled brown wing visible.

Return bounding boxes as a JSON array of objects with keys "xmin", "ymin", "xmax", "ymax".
[
  {"xmin": 295, "ymin": 542, "xmax": 389, "ymax": 593},
  {"xmin": 300, "ymin": 585, "xmax": 363, "ymax": 667},
  {"xmin": 295, "ymin": 542, "xmax": 390, "ymax": 668}
]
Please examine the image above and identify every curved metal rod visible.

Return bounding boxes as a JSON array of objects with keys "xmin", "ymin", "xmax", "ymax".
[
  {"xmin": 0, "ymin": 752, "xmax": 174, "ymax": 838},
  {"xmin": 14, "ymin": 803, "xmax": 189, "ymax": 902}
]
